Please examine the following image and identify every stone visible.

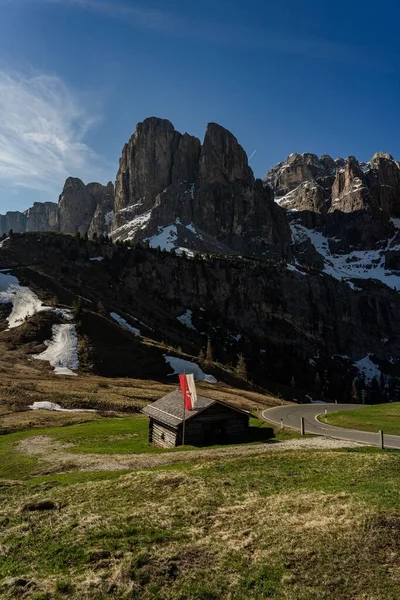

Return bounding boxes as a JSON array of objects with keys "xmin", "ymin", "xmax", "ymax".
[
  {"xmin": 0, "ymin": 211, "xmax": 27, "ymax": 236},
  {"xmin": 114, "ymin": 117, "xmax": 181, "ymax": 216},
  {"xmin": 369, "ymin": 152, "xmax": 400, "ymax": 216},
  {"xmin": 58, "ymin": 177, "xmax": 98, "ymax": 235},
  {"xmin": 25, "ymin": 202, "xmax": 59, "ymax": 232},
  {"xmin": 22, "ymin": 499, "xmax": 57, "ymax": 511}
]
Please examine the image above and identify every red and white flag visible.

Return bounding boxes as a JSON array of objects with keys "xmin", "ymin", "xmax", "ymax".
[{"xmin": 179, "ymin": 373, "xmax": 197, "ymax": 411}]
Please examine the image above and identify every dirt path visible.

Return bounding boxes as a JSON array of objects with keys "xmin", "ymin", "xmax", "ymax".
[{"xmin": 18, "ymin": 435, "xmax": 361, "ymax": 474}]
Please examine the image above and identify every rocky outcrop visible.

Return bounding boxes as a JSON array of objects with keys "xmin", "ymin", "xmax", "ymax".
[
  {"xmin": 111, "ymin": 118, "xmax": 291, "ymax": 259},
  {"xmin": 0, "ymin": 211, "xmax": 27, "ymax": 236},
  {"xmin": 172, "ymin": 133, "xmax": 201, "ymax": 184},
  {"xmin": 265, "ymin": 152, "xmax": 338, "ymax": 197},
  {"xmin": 368, "ymin": 152, "xmax": 400, "ymax": 216},
  {"xmin": 58, "ymin": 178, "xmax": 114, "ymax": 236},
  {"xmin": 58, "ymin": 178, "xmax": 98, "ymax": 235},
  {"xmin": 87, "ymin": 182, "xmax": 114, "ymax": 238},
  {"xmin": 25, "ymin": 202, "xmax": 58, "ymax": 232},
  {"xmin": 329, "ymin": 157, "xmax": 371, "ymax": 213},
  {"xmin": 114, "ymin": 117, "xmax": 182, "ymax": 215},
  {"xmin": 267, "ymin": 152, "xmax": 397, "ymax": 252}
]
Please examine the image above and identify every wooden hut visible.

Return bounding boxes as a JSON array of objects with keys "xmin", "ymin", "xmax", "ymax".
[{"xmin": 142, "ymin": 389, "xmax": 250, "ymax": 448}]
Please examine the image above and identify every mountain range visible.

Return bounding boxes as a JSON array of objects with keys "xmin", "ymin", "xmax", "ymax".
[{"xmin": 1, "ymin": 117, "xmax": 400, "ymax": 402}]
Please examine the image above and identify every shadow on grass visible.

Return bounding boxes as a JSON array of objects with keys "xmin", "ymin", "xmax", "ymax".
[{"xmin": 190, "ymin": 426, "xmax": 275, "ymax": 448}]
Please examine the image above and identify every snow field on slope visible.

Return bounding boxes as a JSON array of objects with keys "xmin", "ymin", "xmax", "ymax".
[
  {"xmin": 0, "ymin": 272, "xmax": 73, "ymax": 329},
  {"xmin": 354, "ymin": 354, "xmax": 384, "ymax": 385},
  {"xmin": 290, "ymin": 219, "xmax": 400, "ymax": 291},
  {"xmin": 164, "ymin": 355, "xmax": 217, "ymax": 383},
  {"xmin": 146, "ymin": 221, "xmax": 200, "ymax": 256},
  {"xmin": 111, "ymin": 210, "xmax": 152, "ymax": 241},
  {"xmin": 0, "ymin": 272, "xmax": 51, "ymax": 328},
  {"xmin": 34, "ymin": 324, "xmax": 79, "ymax": 376}
]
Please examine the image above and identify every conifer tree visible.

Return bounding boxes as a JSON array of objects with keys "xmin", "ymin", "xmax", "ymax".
[
  {"xmin": 235, "ymin": 354, "xmax": 248, "ymax": 380},
  {"xmin": 205, "ymin": 338, "xmax": 213, "ymax": 364}
]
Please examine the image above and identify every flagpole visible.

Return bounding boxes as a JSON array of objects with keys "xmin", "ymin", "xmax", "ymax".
[{"xmin": 182, "ymin": 369, "xmax": 186, "ymax": 446}]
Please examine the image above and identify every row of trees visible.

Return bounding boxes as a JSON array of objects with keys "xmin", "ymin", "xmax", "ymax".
[{"xmin": 198, "ymin": 338, "xmax": 248, "ymax": 381}]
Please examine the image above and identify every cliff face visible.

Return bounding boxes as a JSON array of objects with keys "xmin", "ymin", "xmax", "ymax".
[
  {"xmin": 266, "ymin": 151, "xmax": 400, "ymax": 264},
  {"xmin": 111, "ymin": 118, "xmax": 291, "ymax": 259},
  {"xmin": 26, "ymin": 202, "xmax": 59, "ymax": 232},
  {"xmin": 58, "ymin": 178, "xmax": 115, "ymax": 236},
  {"xmin": 0, "ymin": 211, "xmax": 27, "ymax": 235},
  {"xmin": 1, "ymin": 233, "xmax": 399, "ymax": 399},
  {"xmin": 0, "ymin": 182, "xmax": 114, "ymax": 238}
]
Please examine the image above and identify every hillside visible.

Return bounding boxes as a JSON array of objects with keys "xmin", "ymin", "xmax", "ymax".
[{"xmin": 0, "ymin": 230, "xmax": 399, "ymax": 402}]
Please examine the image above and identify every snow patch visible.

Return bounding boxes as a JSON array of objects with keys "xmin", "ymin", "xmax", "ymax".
[
  {"xmin": 89, "ymin": 256, "xmax": 104, "ymax": 262},
  {"xmin": 29, "ymin": 401, "xmax": 95, "ymax": 413},
  {"xmin": 290, "ymin": 219, "xmax": 400, "ymax": 291},
  {"xmin": 0, "ymin": 237, "xmax": 9, "ymax": 248},
  {"xmin": 177, "ymin": 309, "xmax": 196, "ymax": 331},
  {"xmin": 147, "ymin": 225, "xmax": 178, "ymax": 252},
  {"xmin": 286, "ymin": 263, "xmax": 306, "ymax": 276},
  {"xmin": 112, "ymin": 210, "xmax": 152, "ymax": 240},
  {"xmin": 104, "ymin": 210, "xmax": 114, "ymax": 226},
  {"xmin": 164, "ymin": 355, "xmax": 217, "ymax": 383},
  {"xmin": 354, "ymin": 354, "xmax": 382, "ymax": 385},
  {"xmin": 0, "ymin": 272, "xmax": 51, "ymax": 329},
  {"xmin": 34, "ymin": 324, "xmax": 79, "ymax": 376},
  {"xmin": 110, "ymin": 312, "xmax": 140, "ymax": 336}
]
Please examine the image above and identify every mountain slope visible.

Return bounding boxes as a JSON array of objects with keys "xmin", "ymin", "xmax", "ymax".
[{"xmin": 1, "ymin": 232, "xmax": 399, "ymax": 402}]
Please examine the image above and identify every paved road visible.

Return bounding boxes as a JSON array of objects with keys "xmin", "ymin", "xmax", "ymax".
[{"xmin": 262, "ymin": 404, "xmax": 400, "ymax": 450}]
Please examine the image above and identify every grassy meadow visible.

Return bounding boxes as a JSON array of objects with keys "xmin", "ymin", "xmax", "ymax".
[
  {"xmin": 0, "ymin": 407, "xmax": 399, "ymax": 600},
  {"xmin": 323, "ymin": 402, "xmax": 400, "ymax": 435}
]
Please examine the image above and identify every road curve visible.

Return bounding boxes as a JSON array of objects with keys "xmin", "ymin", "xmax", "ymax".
[{"xmin": 262, "ymin": 404, "xmax": 400, "ymax": 450}]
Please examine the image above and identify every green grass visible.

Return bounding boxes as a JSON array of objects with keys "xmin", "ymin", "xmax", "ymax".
[
  {"xmin": 0, "ymin": 416, "xmax": 300, "ymax": 480},
  {"xmin": 323, "ymin": 402, "xmax": 400, "ymax": 435},
  {"xmin": 0, "ymin": 447, "xmax": 399, "ymax": 599}
]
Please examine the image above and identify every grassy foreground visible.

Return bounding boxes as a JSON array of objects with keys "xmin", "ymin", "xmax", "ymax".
[
  {"xmin": 0, "ymin": 433, "xmax": 399, "ymax": 599},
  {"xmin": 324, "ymin": 402, "xmax": 400, "ymax": 435}
]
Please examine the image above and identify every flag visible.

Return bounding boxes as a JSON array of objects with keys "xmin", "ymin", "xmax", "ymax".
[{"xmin": 179, "ymin": 373, "xmax": 197, "ymax": 411}]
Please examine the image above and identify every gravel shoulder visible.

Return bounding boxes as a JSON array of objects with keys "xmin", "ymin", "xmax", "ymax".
[{"xmin": 18, "ymin": 435, "xmax": 361, "ymax": 474}]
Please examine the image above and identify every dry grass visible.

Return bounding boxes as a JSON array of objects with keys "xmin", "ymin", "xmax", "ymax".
[
  {"xmin": 1, "ymin": 449, "xmax": 399, "ymax": 599},
  {"xmin": 0, "ymin": 334, "xmax": 281, "ymax": 434}
]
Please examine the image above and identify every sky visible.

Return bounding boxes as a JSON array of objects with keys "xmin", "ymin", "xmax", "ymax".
[{"xmin": 0, "ymin": 0, "xmax": 400, "ymax": 213}]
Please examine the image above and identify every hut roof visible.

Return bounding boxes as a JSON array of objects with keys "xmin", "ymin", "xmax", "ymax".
[{"xmin": 142, "ymin": 389, "xmax": 249, "ymax": 428}]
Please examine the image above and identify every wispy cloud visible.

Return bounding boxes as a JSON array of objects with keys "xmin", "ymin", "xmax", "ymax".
[
  {"xmin": 36, "ymin": 0, "xmax": 385, "ymax": 68},
  {"xmin": 0, "ymin": 67, "xmax": 108, "ymax": 204}
]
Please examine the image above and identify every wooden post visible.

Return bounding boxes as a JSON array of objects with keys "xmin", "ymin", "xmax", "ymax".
[
  {"xmin": 300, "ymin": 417, "xmax": 305, "ymax": 436},
  {"xmin": 379, "ymin": 430, "xmax": 384, "ymax": 450},
  {"xmin": 280, "ymin": 418, "xmax": 283, "ymax": 429},
  {"xmin": 182, "ymin": 370, "xmax": 186, "ymax": 446}
]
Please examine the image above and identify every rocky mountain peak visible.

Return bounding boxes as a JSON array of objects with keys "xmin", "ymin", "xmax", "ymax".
[
  {"xmin": 109, "ymin": 117, "xmax": 291, "ymax": 259},
  {"xmin": 114, "ymin": 116, "xmax": 181, "ymax": 216},
  {"xmin": 198, "ymin": 122, "xmax": 254, "ymax": 185},
  {"xmin": 265, "ymin": 152, "xmax": 337, "ymax": 197},
  {"xmin": 58, "ymin": 177, "xmax": 114, "ymax": 236}
]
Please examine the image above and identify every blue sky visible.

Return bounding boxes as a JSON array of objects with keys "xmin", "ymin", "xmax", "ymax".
[{"xmin": 0, "ymin": 0, "xmax": 399, "ymax": 212}]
